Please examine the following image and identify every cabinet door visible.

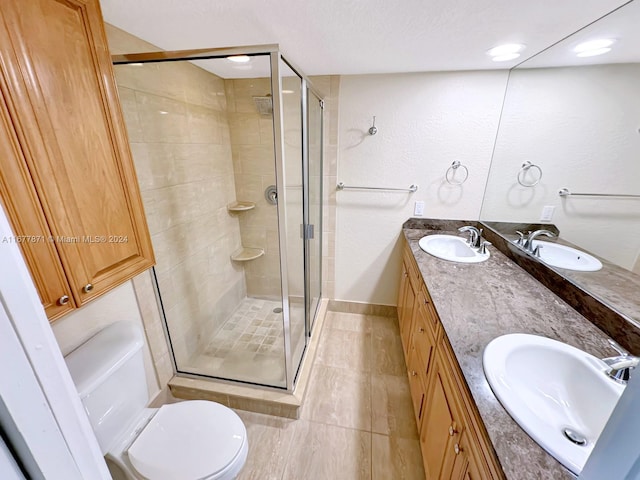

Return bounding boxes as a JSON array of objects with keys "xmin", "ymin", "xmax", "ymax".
[
  {"xmin": 0, "ymin": 92, "xmax": 75, "ymax": 319},
  {"xmin": 420, "ymin": 354, "xmax": 462, "ymax": 480},
  {"xmin": 398, "ymin": 258, "xmax": 410, "ymax": 331},
  {"xmin": 0, "ymin": 0, "xmax": 154, "ymax": 305},
  {"xmin": 450, "ymin": 429, "xmax": 486, "ymax": 480},
  {"xmin": 414, "ymin": 291, "xmax": 436, "ymax": 376},
  {"xmin": 399, "ymin": 258, "xmax": 417, "ymax": 357},
  {"xmin": 407, "ymin": 346, "xmax": 426, "ymax": 425}
]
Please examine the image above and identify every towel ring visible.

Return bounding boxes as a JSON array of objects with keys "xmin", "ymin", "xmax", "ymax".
[
  {"xmin": 445, "ymin": 161, "xmax": 469, "ymax": 185},
  {"xmin": 517, "ymin": 161, "xmax": 542, "ymax": 187}
]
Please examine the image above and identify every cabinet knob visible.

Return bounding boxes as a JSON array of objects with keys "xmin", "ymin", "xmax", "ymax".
[
  {"xmin": 83, "ymin": 283, "xmax": 94, "ymax": 293},
  {"xmin": 58, "ymin": 295, "xmax": 70, "ymax": 306},
  {"xmin": 403, "ymin": 271, "xmax": 408, "ymax": 277},
  {"xmin": 423, "ymin": 298, "xmax": 428, "ymax": 305},
  {"xmin": 449, "ymin": 425, "xmax": 457, "ymax": 436},
  {"xmin": 454, "ymin": 443, "xmax": 461, "ymax": 455},
  {"xmin": 411, "ymin": 371, "xmax": 417, "ymax": 377},
  {"xmin": 418, "ymin": 327, "xmax": 425, "ymax": 333}
]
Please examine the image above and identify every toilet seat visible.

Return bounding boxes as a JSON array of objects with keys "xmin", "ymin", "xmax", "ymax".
[{"xmin": 127, "ymin": 401, "xmax": 247, "ymax": 480}]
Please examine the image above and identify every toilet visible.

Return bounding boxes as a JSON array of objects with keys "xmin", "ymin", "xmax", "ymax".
[{"xmin": 64, "ymin": 321, "xmax": 248, "ymax": 480}]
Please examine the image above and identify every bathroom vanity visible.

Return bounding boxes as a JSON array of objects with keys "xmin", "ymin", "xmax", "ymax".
[{"xmin": 399, "ymin": 219, "xmax": 622, "ymax": 479}]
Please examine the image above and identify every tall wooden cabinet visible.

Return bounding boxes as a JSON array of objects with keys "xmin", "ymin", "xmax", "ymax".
[
  {"xmin": 0, "ymin": 0, "xmax": 154, "ymax": 320},
  {"xmin": 398, "ymin": 240, "xmax": 505, "ymax": 480}
]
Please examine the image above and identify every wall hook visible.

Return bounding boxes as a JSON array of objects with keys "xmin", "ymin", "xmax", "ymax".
[{"xmin": 368, "ymin": 116, "xmax": 378, "ymax": 135}]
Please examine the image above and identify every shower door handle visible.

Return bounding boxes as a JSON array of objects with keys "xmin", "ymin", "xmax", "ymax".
[{"xmin": 300, "ymin": 224, "xmax": 314, "ymax": 240}]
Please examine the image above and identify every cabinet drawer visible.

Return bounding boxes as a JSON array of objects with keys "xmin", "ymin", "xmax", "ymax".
[
  {"xmin": 420, "ymin": 283, "xmax": 441, "ymax": 338},
  {"xmin": 403, "ymin": 243, "xmax": 421, "ymax": 291},
  {"xmin": 412, "ymin": 293, "xmax": 437, "ymax": 379}
]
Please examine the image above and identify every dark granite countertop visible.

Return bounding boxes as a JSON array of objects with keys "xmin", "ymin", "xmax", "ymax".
[{"xmin": 403, "ymin": 225, "xmax": 616, "ymax": 480}]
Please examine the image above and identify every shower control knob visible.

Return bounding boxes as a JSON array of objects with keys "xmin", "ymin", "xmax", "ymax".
[{"xmin": 83, "ymin": 283, "xmax": 94, "ymax": 293}]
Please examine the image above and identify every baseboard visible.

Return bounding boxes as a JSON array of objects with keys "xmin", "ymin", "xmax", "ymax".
[{"xmin": 328, "ymin": 300, "xmax": 397, "ymax": 317}]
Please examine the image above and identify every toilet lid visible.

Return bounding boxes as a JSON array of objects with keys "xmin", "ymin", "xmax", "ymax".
[{"xmin": 128, "ymin": 401, "xmax": 246, "ymax": 480}]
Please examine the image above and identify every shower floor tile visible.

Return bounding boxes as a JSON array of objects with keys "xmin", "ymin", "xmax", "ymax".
[{"xmin": 184, "ymin": 297, "xmax": 305, "ymax": 386}]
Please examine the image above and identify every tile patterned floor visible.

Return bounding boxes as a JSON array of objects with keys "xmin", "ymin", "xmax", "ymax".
[
  {"xmin": 205, "ymin": 298, "xmax": 286, "ymax": 357},
  {"xmin": 232, "ymin": 311, "xmax": 425, "ymax": 479},
  {"xmin": 165, "ymin": 311, "xmax": 424, "ymax": 478},
  {"xmin": 184, "ymin": 297, "xmax": 305, "ymax": 386}
]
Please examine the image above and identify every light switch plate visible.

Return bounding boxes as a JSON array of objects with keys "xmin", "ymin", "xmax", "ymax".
[
  {"xmin": 414, "ymin": 201, "xmax": 425, "ymax": 216},
  {"xmin": 540, "ymin": 205, "xmax": 555, "ymax": 222}
]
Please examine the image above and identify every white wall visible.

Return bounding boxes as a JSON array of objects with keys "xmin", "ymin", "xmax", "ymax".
[
  {"xmin": 335, "ymin": 71, "xmax": 508, "ymax": 304},
  {"xmin": 481, "ymin": 64, "xmax": 640, "ymax": 269},
  {"xmin": 51, "ymin": 281, "xmax": 160, "ymax": 401}
]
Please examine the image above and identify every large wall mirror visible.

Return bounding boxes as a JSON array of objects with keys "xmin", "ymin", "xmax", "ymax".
[{"xmin": 480, "ymin": 0, "xmax": 640, "ymax": 324}]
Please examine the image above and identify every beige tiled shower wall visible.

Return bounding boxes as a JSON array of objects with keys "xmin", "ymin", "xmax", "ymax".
[
  {"xmin": 226, "ymin": 74, "xmax": 339, "ymax": 303},
  {"xmin": 107, "ymin": 25, "xmax": 245, "ymax": 366},
  {"xmin": 225, "ymin": 77, "xmax": 282, "ymax": 299}
]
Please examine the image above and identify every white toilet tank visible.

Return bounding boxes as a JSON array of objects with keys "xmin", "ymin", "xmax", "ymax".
[{"xmin": 64, "ymin": 321, "xmax": 149, "ymax": 454}]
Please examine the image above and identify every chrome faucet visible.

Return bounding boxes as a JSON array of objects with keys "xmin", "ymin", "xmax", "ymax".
[
  {"xmin": 458, "ymin": 226, "xmax": 483, "ymax": 249},
  {"xmin": 522, "ymin": 229, "xmax": 556, "ymax": 257},
  {"xmin": 602, "ymin": 339, "xmax": 639, "ymax": 384}
]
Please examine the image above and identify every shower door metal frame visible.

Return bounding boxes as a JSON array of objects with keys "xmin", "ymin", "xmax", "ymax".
[
  {"xmin": 305, "ymin": 89, "xmax": 324, "ymax": 336},
  {"xmin": 271, "ymin": 52, "xmax": 325, "ymax": 390},
  {"xmin": 112, "ymin": 45, "xmax": 324, "ymax": 393}
]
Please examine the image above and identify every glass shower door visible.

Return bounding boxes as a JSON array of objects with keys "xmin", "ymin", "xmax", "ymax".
[
  {"xmin": 276, "ymin": 57, "xmax": 306, "ymax": 386},
  {"xmin": 307, "ymin": 91, "xmax": 323, "ymax": 333}
]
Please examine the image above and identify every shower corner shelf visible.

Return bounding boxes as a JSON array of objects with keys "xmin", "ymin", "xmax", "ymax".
[
  {"xmin": 230, "ymin": 247, "xmax": 264, "ymax": 262},
  {"xmin": 227, "ymin": 201, "xmax": 256, "ymax": 212}
]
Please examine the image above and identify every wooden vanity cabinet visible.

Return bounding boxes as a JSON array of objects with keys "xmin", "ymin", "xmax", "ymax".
[
  {"xmin": 0, "ymin": 0, "xmax": 154, "ymax": 320},
  {"xmin": 398, "ymin": 240, "xmax": 504, "ymax": 480}
]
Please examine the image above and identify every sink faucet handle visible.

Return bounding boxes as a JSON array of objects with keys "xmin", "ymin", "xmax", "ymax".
[
  {"xmin": 515, "ymin": 231, "xmax": 525, "ymax": 246},
  {"xmin": 608, "ymin": 339, "xmax": 629, "ymax": 357},
  {"xmin": 478, "ymin": 240, "xmax": 492, "ymax": 255}
]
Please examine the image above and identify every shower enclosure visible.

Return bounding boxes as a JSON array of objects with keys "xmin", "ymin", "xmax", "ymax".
[{"xmin": 112, "ymin": 45, "xmax": 323, "ymax": 390}]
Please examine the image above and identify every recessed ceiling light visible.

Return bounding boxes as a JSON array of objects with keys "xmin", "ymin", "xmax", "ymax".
[
  {"xmin": 491, "ymin": 53, "xmax": 521, "ymax": 62},
  {"xmin": 574, "ymin": 39, "xmax": 615, "ymax": 53},
  {"xmin": 487, "ymin": 44, "xmax": 526, "ymax": 57},
  {"xmin": 576, "ymin": 47, "xmax": 612, "ymax": 58},
  {"xmin": 227, "ymin": 55, "xmax": 251, "ymax": 63}
]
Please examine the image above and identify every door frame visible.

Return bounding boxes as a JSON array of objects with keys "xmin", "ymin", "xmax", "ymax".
[{"xmin": 0, "ymin": 204, "xmax": 110, "ymax": 480}]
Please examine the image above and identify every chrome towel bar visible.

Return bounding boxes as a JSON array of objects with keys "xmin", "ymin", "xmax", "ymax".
[
  {"xmin": 336, "ymin": 182, "xmax": 418, "ymax": 193},
  {"xmin": 558, "ymin": 188, "xmax": 640, "ymax": 199}
]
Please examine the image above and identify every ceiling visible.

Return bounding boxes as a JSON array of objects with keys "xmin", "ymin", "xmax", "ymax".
[
  {"xmin": 522, "ymin": 0, "xmax": 640, "ymax": 68},
  {"xmin": 101, "ymin": 0, "xmax": 631, "ymax": 77}
]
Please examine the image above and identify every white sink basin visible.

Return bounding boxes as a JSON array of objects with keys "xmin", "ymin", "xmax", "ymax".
[
  {"xmin": 418, "ymin": 234, "xmax": 489, "ymax": 263},
  {"xmin": 483, "ymin": 334, "xmax": 624, "ymax": 475},
  {"xmin": 530, "ymin": 240, "xmax": 603, "ymax": 272}
]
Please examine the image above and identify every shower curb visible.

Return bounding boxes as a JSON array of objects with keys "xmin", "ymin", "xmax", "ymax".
[{"xmin": 167, "ymin": 298, "xmax": 329, "ymax": 419}]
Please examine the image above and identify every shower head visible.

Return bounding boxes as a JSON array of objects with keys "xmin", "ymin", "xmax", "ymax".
[{"xmin": 252, "ymin": 95, "xmax": 272, "ymax": 116}]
